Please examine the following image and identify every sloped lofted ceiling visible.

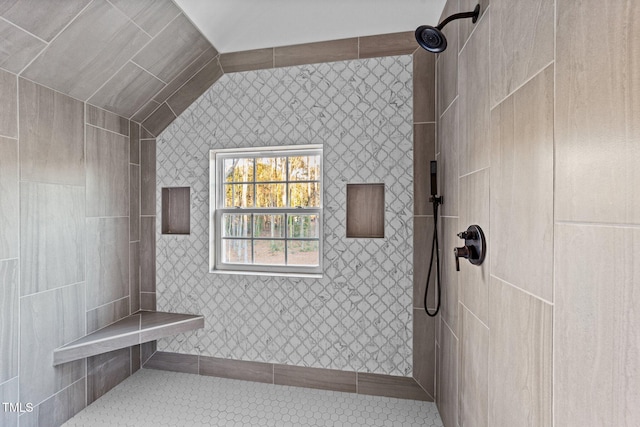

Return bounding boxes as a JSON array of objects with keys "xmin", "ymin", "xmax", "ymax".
[
  {"xmin": 0, "ymin": 0, "xmax": 444, "ymax": 125},
  {"xmin": 174, "ymin": 0, "xmax": 447, "ymax": 53},
  {"xmin": 0, "ymin": 0, "xmax": 217, "ymax": 122}
]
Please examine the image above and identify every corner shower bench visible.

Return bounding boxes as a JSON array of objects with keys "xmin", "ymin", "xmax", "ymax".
[{"xmin": 52, "ymin": 311, "xmax": 204, "ymax": 366}]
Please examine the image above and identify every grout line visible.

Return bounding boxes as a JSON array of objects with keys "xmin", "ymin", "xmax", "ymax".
[
  {"xmin": 87, "ymin": 295, "xmax": 129, "ymax": 312},
  {"xmin": 0, "ymin": 15, "xmax": 48, "ymax": 44},
  {"xmin": 0, "ymin": 256, "xmax": 19, "ymax": 263},
  {"xmin": 19, "ymin": 280, "xmax": 85, "ymax": 299},
  {"xmin": 441, "ymin": 315, "xmax": 458, "ymax": 341},
  {"xmin": 414, "ymin": 121, "xmax": 437, "ymax": 125},
  {"xmin": 157, "ymin": 45, "xmax": 221, "ymax": 102},
  {"xmin": 19, "ymin": 179, "xmax": 84, "ymax": 188},
  {"xmin": 0, "ymin": 133, "xmax": 18, "ymax": 140},
  {"xmin": 412, "ymin": 376, "xmax": 436, "ymax": 401},
  {"xmin": 85, "ymin": 215, "xmax": 129, "ymax": 220},
  {"xmin": 458, "ymin": 165, "xmax": 490, "ymax": 180},
  {"xmin": 458, "ymin": 3, "xmax": 491, "ymax": 56},
  {"xmin": 85, "ymin": 122, "xmax": 129, "ymax": 138},
  {"xmin": 439, "ymin": 95, "xmax": 458, "ymax": 120},
  {"xmin": 554, "ymin": 220, "xmax": 640, "ymax": 229},
  {"xmin": 33, "ymin": 376, "xmax": 86, "ymax": 408},
  {"xmin": 0, "ymin": 375, "xmax": 18, "ymax": 388},
  {"xmin": 490, "ymin": 61, "xmax": 555, "ymax": 111},
  {"xmin": 155, "ymin": 53, "xmax": 220, "ymax": 113},
  {"xmin": 552, "ymin": 1, "xmax": 557, "ymax": 423},
  {"xmin": 165, "ymin": 101, "xmax": 178, "ymax": 118},
  {"xmin": 490, "ymin": 274, "xmax": 554, "ymax": 306},
  {"xmin": 105, "ymin": 0, "xmax": 152, "ymax": 38},
  {"xmin": 16, "ymin": 0, "xmax": 96, "ymax": 76},
  {"xmin": 17, "ymin": 75, "xmax": 86, "ymax": 104},
  {"xmin": 458, "ymin": 301, "xmax": 489, "ymax": 330},
  {"xmin": 130, "ymin": 100, "xmax": 160, "ymax": 123}
]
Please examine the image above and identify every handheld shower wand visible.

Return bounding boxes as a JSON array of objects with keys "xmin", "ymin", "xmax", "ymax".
[{"xmin": 424, "ymin": 161, "xmax": 442, "ymax": 317}]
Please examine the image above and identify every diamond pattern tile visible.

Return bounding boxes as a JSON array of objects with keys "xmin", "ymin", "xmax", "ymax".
[{"xmin": 155, "ymin": 56, "xmax": 413, "ymax": 376}]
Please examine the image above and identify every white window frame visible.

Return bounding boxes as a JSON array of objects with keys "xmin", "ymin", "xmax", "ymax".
[{"xmin": 209, "ymin": 144, "xmax": 323, "ymax": 277}]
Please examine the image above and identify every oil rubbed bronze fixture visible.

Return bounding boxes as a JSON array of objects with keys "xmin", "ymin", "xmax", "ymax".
[
  {"xmin": 454, "ymin": 225, "xmax": 486, "ymax": 271},
  {"xmin": 415, "ymin": 4, "xmax": 480, "ymax": 53}
]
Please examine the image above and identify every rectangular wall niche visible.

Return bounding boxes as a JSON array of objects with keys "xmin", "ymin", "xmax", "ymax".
[
  {"xmin": 162, "ymin": 187, "xmax": 190, "ymax": 235},
  {"xmin": 346, "ymin": 183, "xmax": 385, "ymax": 238}
]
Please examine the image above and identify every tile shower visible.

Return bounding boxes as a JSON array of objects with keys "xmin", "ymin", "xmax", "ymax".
[{"xmin": 0, "ymin": 0, "xmax": 637, "ymax": 425}]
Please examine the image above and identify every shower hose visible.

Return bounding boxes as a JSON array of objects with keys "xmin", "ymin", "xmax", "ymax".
[{"xmin": 424, "ymin": 199, "xmax": 441, "ymax": 317}]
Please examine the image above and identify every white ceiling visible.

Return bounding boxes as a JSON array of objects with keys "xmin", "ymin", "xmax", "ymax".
[{"xmin": 174, "ymin": 0, "xmax": 447, "ymax": 53}]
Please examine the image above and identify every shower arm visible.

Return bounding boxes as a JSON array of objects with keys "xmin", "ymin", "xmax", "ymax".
[{"xmin": 436, "ymin": 5, "xmax": 480, "ymax": 30}]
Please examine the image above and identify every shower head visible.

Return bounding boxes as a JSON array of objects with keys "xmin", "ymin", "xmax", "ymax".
[
  {"xmin": 415, "ymin": 4, "xmax": 480, "ymax": 53},
  {"xmin": 415, "ymin": 25, "xmax": 447, "ymax": 53}
]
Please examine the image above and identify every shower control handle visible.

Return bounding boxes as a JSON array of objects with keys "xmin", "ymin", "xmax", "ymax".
[
  {"xmin": 454, "ymin": 245, "xmax": 472, "ymax": 271},
  {"xmin": 454, "ymin": 225, "xmax": 486, "ymax": 272}
]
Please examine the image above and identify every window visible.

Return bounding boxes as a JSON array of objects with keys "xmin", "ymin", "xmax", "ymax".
[{"xmin": 210, "ymin": 145, "xmax": 322, "ymax": 276}]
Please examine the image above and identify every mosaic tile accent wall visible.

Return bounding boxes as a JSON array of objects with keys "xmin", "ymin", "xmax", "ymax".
[{"xmin": 155, "ymin": 55, "xmax": 414, "ymax": 376}]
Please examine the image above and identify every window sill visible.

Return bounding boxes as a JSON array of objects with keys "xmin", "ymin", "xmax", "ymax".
[{"xmin": 209, "ymin": 269, "xmax": 322, "ymax": 279}]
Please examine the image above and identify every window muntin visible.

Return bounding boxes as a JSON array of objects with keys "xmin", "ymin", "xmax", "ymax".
[{"xmin": 211, "ymin": 146, "xmax": 322, "ymax": 275}]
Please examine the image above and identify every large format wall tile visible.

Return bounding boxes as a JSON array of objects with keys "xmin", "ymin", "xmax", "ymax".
[
  {"xmin": 133, "ymin": 14, "xmax": 212, "ymax": 84},
  {"xmin": 0, "ymin": 377, "xmax": 18, "ymax": 427},
  {"xmin": 20, "ymin": 282, "xmax": 85, "ymax": 406},
  {"xmin": 142, "ymin": 103, "xmax": 175, "ymax": 137},
  {"xmin": 437, "ymin": 99, "xmax": 458, "ymax": 217},
  {"xmin": 87, "ymin": 348, "xmax": 130, "ymax": 404},
  {"xmin": 437, "ymin": 0, "xmax": 459, "ymax": 117},
  {"xmin": 458, "ymin": 168, "xmax": 490, "ymax": 324},
  {"xmin": 413, "ymin": 123, "xmax": 436, "ymax": 216},
  {"xmin": 0, "ymin": 0, "xmax": 91, "ymax": 42},
  {"xmin": 0, "ymin": 259, "xmax": 18, "ymax": 383},
  {"xmin": 437, "ymin": 321, "xmax": 458, "ymax": 427},
  {"xmin": 273, "ymin": 38, "xmax": 358, "ymax": 68},
  {"xmin": 0, "ymin": 69, "xmax": 17, "ymax": 138},
  {"xmin": 130, "ymin": 164, "xmax": 140, "ymax": 242},
  {"xmin": 109, "ymin": 0, "xmax": 180, "ymax": 37},
  {"xmin": 21, "ymin": 0, "xmax": 150, "ymax": 100},
  {"xmin": 413, "ymin": 308, "xmax": 436, "ymax": 398},
  {"xmin": 166, "ymin": 57, "xmax": 224, "ymax": 117},
  {"xmin": 140, "ymin": 139, "xmax": 156, "ymax": 215},
  {"xmin": 86, "ymin": 217, "xmax": 129, "ymax": 310},
  {"xmin": 490, "ymin": 65, "xmax": 554, "ymax": 302},
  {"xmin": 140, "ymin": 217, "xmax": 156, "ymax": 294},
  {"xmin": 555, "ymin": 224, "xmax": 640, "ymax": 427},
  {"xmin": 0, "ymin": 18, "xmax": 46, "ymax": 73},
  {"xmin": 130, "ymin": 121, "xmax": 140, "ymax": 164},
  {"xmin": 458, "ymin": 12, "xmax": 490, "ymax": 175},
  {"xmin": 19, "ymin": 78, "xmax": 84, "ymax": 185},
  {"xmin": 488, "ymin": 277, "xmax": 552, "ymax": 427},
  {"xmin": 414, "ymin": 216, "xmax": 435, "ymax": 309},
  {"xmin": 153, "ymin": 46, "xmax": 218, "ymax": 104},
  {"xmin": 20, "ymin": 182, "xmax": 85, "ymax": 295},
  {"xmin": 0, "ymin": 137, "xmax": 18, "ymax": 260},
  {"xmin": 491, "ymin": 0, "xmax": 554, "ymax": 106},
  {"xmin": 37, "ymin": 378, "xmax": 85, "ymax": 427},
  {"xmin": 86, "ymin": 104, "xmax": 129, "ymax": 136},
  {"xmin": 130, "ymin": 241, "xmax": 140, "ymax": 313},
  {"xmin": 556, "ymin": 0, "xmax": 640, "ymax": 225},
  {"xmin": 86, "ymin": 296, "xmax": 130, "ymax": 334},
  {"xmin": 440, "ymin": 217, "xmax": 459, "ymax": 335},
  {"xmin": 86, "ymin": 125, "xmax": 129, "ymax": 217},
  {"xmin": 413, "ymin": 48, "xmax": 436, "ymax": 123},
  {"xmin": 459, "ymin": 0, "xmax": 489, "ymax": 50},
  {"xmin": 88, "ymin": 62, "xmax": 165, "ymax": 118},
  {"xmin": 459, "ymin": 304, "xmax": 488, "ymax": 427}
]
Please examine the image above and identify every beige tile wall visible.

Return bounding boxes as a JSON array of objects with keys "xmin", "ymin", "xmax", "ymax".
[
  {"xmin": 0, "ymin": 74, "xmax": 143, "ymax": 426},
  {"xmin": 435, "ymin": 0, "xmax": 639, "ymax": 426}
]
